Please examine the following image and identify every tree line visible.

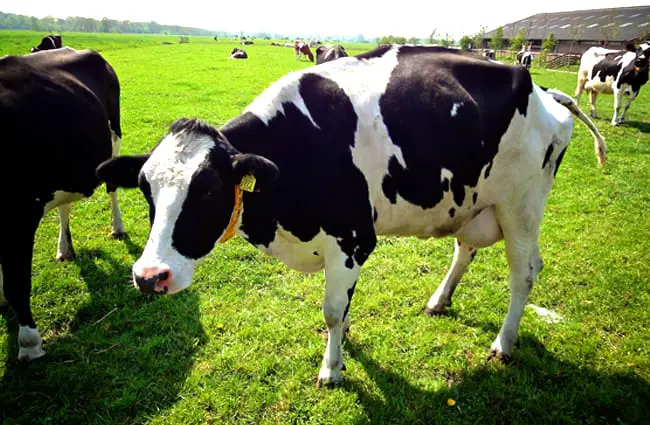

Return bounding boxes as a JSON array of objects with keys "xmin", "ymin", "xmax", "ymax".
[{"xmin": 0, "ymin": 11, "xmax": 215, "ymax": 36}]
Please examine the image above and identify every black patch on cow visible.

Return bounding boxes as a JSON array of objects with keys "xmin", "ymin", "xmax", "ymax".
[
  {"xmin": 172, "ymin": 165, "xmax": 231, "ymax": 259},
  {"xmin": 373, "ymin": 208, "xmax": 378, "ymax": 222},
  {"xmin": 470, "ymin": 250, "xmax": 477, "ymax": 261},
  {"xmin": 449, "ymin": 207, "xmax": 455, "ymax": 217},
  {"xmin": 542, "ymin": 144, "xmax": 554, "ymax": 169},
  {"xmin": 342, "ymin": 280, "xmax": 357, "ymax": 321},
  {"xmin": 345, "ymin": 258, "xmax": 354, "ymax": 269},
  {"xmin": 592, "ymin": 54, "xmax": 624, "ymax": 86},
  {"xmin": 313, "ymin": 251, "xmax": 319, "ymax": 256},
  {"xmin": 356, "ymin": 44, "xmax": 392, "ymax": 60},
  {"xmin": 472, "ymin": 192, "xmax": 478, "ymax": 204},
  {"xmin": 618, "ymin": 63, "xmax": 649, "ymax": 93},
  {"xmin": 379, "ymin": 46, "xmax": 533, "ymax": 211},
  {"xmin": 220, "ymin": 74, "xmax": 377, "ymax": 264},
  {"xmin": 139, "ymin": 175, "xmax": 155, "ymax": 225},
  {"xmin": 484, "ymin": 160, "xmax": 493, "ymax": 179},
  {"xmin": 442, "ymin": 177, "xmax": 450, "ymax": 192},
  {"xmin": 554, "ymin": 147, "xmax": 568, "ymax": 177}
]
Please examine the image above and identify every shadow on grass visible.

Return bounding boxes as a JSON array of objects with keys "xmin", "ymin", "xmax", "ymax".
[
  {"xmin": 342, "ymin": 335, "xmax": 649, "ymax": 425},
  {"xmin": 622, "ymin": 120, "xmax": 650, "ymax": 134},
  {"xmin": 0, "ymin": 245, "xmax": 206, "ymax": 425}
]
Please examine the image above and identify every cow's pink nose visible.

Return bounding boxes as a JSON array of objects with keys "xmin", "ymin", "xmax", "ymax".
[{"xmin": 133, "ymin": 266, "xmax": 172, "ymax": 294}]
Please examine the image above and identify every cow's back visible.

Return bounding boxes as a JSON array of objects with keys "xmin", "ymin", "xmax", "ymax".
[{"xmin": 0, "ymin": 54, "xmax": 112, "ymax": 198}]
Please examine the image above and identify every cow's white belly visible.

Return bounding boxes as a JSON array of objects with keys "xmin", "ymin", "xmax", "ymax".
[
  {"xmin": 257, "ymin": 227, "xmax": 326, "ymax": 273},
  {"xmin": 43, "ymin": 190, "xmax": 84, "ymax": 215},
  {"xmin": 585, "ymin": 76, "xmax": 615, "ymax": 93}
]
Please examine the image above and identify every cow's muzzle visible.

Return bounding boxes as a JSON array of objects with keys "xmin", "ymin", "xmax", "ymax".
[{"xmin": 133, "ymin": 267, "xmax": 172, "ymax": 294}]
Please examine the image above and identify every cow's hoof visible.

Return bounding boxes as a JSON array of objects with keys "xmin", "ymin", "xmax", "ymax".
[
  {"xmin": 18, "ymin": 326, "xmax": 46, "ymax": 363},
  {"xmin": 316, "ymin": 365, "xmax": 342, "ymax": 389},
  {"xmin": 110, "ymin": 231, "xmax": 126, "ymax": 240},
  {"xmin": 488, "ymin": 349, "xmax": 511, "ymax": 364},
  {"xmin": 424, "ymin": 306, "xmax": 446, "ymax": 316},
  {"xmin": 56, "ymin": 251, "xmax": 76, "ymax": 261},
  {"xmin": 590, "ymin": 111, "xmax": 598, "ymax": 119}
]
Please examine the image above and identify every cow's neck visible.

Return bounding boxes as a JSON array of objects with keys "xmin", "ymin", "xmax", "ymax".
[{"xmin": 219, "ymin": 112, "xmax": 282, "ymax": 246}]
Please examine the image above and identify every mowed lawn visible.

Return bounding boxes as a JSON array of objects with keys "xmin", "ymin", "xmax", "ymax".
[{"xmin": 0, "ymin": 31, "xmax": 648, "ymax": 425}]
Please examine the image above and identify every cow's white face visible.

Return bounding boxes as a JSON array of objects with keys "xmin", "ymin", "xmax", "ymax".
[{"xmin": 96, "ymin": 118, "xmax": 279, "ymax": 296}]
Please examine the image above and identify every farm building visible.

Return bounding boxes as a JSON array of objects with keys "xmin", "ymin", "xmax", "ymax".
[{"xmin": 483, "ymin": 5, "xmax": 650, "ymax": 53}]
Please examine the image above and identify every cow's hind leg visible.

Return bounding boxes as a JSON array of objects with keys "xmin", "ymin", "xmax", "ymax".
[
  {"xmin": 575, "ymin": 71, "xmax": 587, "ymax": 104},
  {"xmin": 2, "ymin": 207, "xmax": 46, "ymax": 362},
  {"xmin": 490, "ymin": 198, "xmax": 546, "ymax": 362},
  {"xmin": 425, "ymin": 239, "xmax": 477, "ymax": 315},
  {"xmin": 611, "ymin": 88, "xmax": 625, "ymax": 126},
  {"xmin": 317, "ymin": 230, "xmax": 376, "ymax": 388},
  {"xmin": 108, "ymin": 130, "xmax": 126, "ymax": 239},
  {"xmin": 588, "ymin": 91, "xmax": 599, "ymax": 118},
  {"xmin": 56, "ymin": 204, "xmax": 75, "ymax": 261}
]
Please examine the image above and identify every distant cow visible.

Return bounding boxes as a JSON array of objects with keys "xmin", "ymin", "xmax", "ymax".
[
  {"xmin": 1, "ymin": 47, "xmax": 126, "ymax": 362},
  {"xmin": 97, "ymin": 45, "xmax": 606, "ymax": 388},
  {"xmin": 30, "ymin": 34, "xmax": 62, "ymax": 53},
  {"xmin": 575, "ymin": 42, "xmax": 650, "ymax": 125},
  {"xmin": 231, "ymin": 48, "xmax": 248, "ymax": 59},
  {"xmin": 516, "ymin": 50, "xmax": 533, "ymax": 70},
  {"xmin": 316, "ymin": 44, "xmax": 348, "ymax": 64},
  {"xmin": 242, "ymin": 40, "xmax": 254, "ymax": 45},
  {"xmin": 294, "ymin": 41, "xmax": 314, "ymax": 62}
]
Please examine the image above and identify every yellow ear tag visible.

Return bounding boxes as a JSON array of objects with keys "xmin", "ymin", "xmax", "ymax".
[{"xmin": 240, "ymin": 174, "xmax": 256, "ymax": 192}]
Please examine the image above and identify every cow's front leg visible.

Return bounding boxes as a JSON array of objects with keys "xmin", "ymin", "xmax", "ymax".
[
  {"xmin": 317, "ymin": 232, "xmax": 376, "ymax": 388},
  {"xmin": 618, "ymin": 93, "xmax": 635, "ymax": 124},
  {"xmin": 611, "ymin": 88, "xmax": 624, "ymax": 125},
  {"xmin": 2, "ymin": 207, "xmax": 46, "ymax": 362},
  {"xmin": 108, "ymin": 130, "xmax": 126, "ymax": 239},
  {"xmin": 56, "ymin": 204, "xmax": 75, "ymax": 261}
]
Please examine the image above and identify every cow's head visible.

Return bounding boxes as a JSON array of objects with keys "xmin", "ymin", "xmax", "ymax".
[
  {"xmin": 633, "ymin": 42, "xmax": 650, "ymax": 72},
  {"xmin": 96, "ymin": 118, "xmax": 279, "ymax": 295},
  {"xmin": 30, "ymin": 34, "xmax": 62, "ymax": 53}
]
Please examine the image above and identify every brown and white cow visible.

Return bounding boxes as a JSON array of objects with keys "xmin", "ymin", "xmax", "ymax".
[
  {"xmin": 97, "ymin": 45, "xmax": 606, "ymax": 388},
  {"xmin": 294, "ymin": 40, "xmax": 314, "ymax": 62}
]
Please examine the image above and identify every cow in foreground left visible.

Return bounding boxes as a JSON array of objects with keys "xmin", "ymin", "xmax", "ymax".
[
  {"xmin": 0, "ymin": 47, "xmax": 125, "ymax": 362},
  {"xmin": 97, "ymin": 45, "xmax": 606, "ymax": 388}
]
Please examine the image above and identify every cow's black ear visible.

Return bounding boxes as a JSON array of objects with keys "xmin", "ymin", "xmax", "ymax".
[
  {"xmin": 96, "ymin": 154, "xmax": 150, "ymax": 188},
  {"xmin": 627, "ymin": 43, "xmax": 637, "ymax": 52},
  {"xmin": 316, "ymin": 46, "xmax": 325, "ymax": 55},
  {"xmin": 232, "ymin": 153, "xmax": 279, "ymax": 192}
]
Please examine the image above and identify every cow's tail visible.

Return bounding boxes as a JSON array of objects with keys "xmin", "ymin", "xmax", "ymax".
[{"xmin": 541, "ymin": 86, "xmax": 607, "ymax": 166}]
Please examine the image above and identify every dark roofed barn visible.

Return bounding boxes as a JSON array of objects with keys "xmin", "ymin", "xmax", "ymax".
[{"xmin": 484, "ymin": 6, "xmax": 650, "ymax": 54}]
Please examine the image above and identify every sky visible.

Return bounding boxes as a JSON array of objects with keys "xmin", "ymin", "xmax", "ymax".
[{"xmin": 1, "ymin": 0, "xmax": 647, "ymax": 41}]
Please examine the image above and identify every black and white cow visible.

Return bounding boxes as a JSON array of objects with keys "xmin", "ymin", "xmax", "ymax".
[
  {"xmin": 316, "ymin": 44, "xmax": 348, "ymax": 64},
  {"xmin": 230, "ymin": 48, "xmax": 248, "ymax": 59},
  {"xmin": 97, "ymin": 45, "xmax": 606, "ymax": 388},
  {"xmin": 516, "ymin": 50, "xmax": 533, "ymax": 70},
  {"xmin": 30, "ymin": 34, "xmax": 63, "ymax": 53},
  {"xmin": 575, "ymin": 42, "xmax": 650, "ymax": 125},
  {"xmin": 0, "ymin": 46, "xmax": 125, "ymax": 362}
]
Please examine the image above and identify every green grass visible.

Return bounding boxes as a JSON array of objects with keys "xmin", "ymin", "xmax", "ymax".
[{"xmin": 1, "ymin": 30, "xmax": 649, "ymax": 425}]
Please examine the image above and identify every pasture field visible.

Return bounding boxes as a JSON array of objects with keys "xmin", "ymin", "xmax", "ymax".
[{"xmin": 0, "ymin": 30, "xmax": 649, "ymax": 424}]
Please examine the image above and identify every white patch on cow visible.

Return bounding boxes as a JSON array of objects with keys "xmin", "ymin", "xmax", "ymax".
[
  {"xmin": 18, "ymin": 325, "xmax": 45, "ymax": 362},
  {"xmin": 324, "ymin": 49, "xmax": 335, "ymax": 63},
  {"xmin": 43, "ymin": 191, "xmax": 84, "ymax": 215},
  {"xmin": 109, "ymin": 128, "xmax": 125, "ymax": 236},
  {"xmin": 450, "ymin": 102, "xmax": 464, "ymax": 117},
  {"xmin": 244, "ymin": 72, "xmax": 320, "ymax": 129},
  {"xmin": 527, "ymin": 304, "xmax": 564, "ymax": 323},
  {"xmin": 440, "ymin": 167, "xmax": 453, "ymax": 183},
  {"xmin": 254, "ymin": 226, "xmax": 326, "ymax": 273},
  {"xmin": 134, "ymin": 131, "xmax": 216, "ymax": 293}
]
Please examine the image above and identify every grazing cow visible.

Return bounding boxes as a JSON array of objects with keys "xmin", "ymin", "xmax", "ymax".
[
  {"xmin": 516, "ymin": 50, "xmax": 533, "ymax": 70},
  {"xmin": 231, "ymin": 48, "xmax": 248, "ymax": 59},
  {"xmin": 0, "ymin": 47, "xmax": 125, "ymax": 362},
  {"xmin": 575, "ymin": 42, "xmax": 650, "ymax": 125},
  {"xmin": 294, "ymin": 41, "xmax": 314, "ymax": 62},
  {"xmin": 316, "ymin": 44, "xmax": 348, "ymax": 64},
  {"xmin": 96, "ymin": 45, "xmax": 606, "ymax": 388},
  {"xmin": 30, "ymin": 34, "xmax": 62, "ymax": 53}
]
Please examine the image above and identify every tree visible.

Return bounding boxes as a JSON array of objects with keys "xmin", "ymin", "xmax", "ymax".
[
  {"xmin": 541, "ymin": 32, "xmax": 558, "ymax": 53},
  {"xmin": 472, "ymin": 25, "xmax": 487, "ymax": 50},
  {"xmin": 428, "ymin": 28, "xmax": 438, "ymax": 44},
  {"xmin": 407, "ymin": 37, "xmax": 418, "ymax": 44},
  {"xmin": 440, "ymin": 33, "xmax": 453, "ymax": 48},
  {"xmin": 489, "ymin": 26, "xmax": 504, "ymax": 50},
  {"xmin": 459, "ymin": 35, "xmax": 472, "ymax": 50},
  {"xmin": 510, "ymin": 27, "xmax": 527, "ymax": 52},
  {"xmin": 100, "ymin": 17, "xmax": 110, "ymax": 33}
]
